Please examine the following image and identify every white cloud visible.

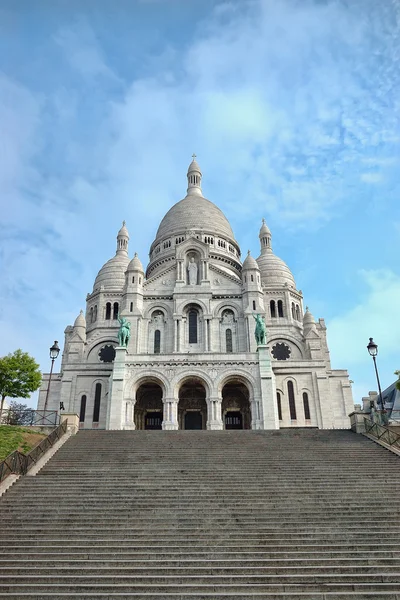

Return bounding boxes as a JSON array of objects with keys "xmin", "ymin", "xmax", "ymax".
[
  {"xmin": 360, "ymin": 172, "xmax": 382, "ymax": 183},
  {"xmin": 328, "ymin": 269, "xmax": 400, "ymax": 370}
]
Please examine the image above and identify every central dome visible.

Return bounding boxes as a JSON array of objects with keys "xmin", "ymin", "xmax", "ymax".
[{"xmin": 156, "ymin": 195, "xmax": 235, "ymax": 241}]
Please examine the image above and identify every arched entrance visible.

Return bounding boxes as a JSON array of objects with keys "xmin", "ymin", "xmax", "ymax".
[
  {"xmin": 178, "ymin": 378, "xmax": 207, "ymax": 430},
  {"xmin": 134, "ymin": 382, "xmax": 163, "ymax": 430},
  {"xmin": 222, "ymin": 380, "xmax": 251, "ymax": 430}
]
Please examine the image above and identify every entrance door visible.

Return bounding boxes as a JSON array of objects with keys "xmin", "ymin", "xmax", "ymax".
[
  {"xmin": 225, "ymin": 411, "xmax": 243, "ymax": 430},
  {"xmin": 184, "ymin": 411, "xmax": 203, "ymax": 430},
  {"xmin": 145, "ymin": 411, "xmax": 163, "ymax": 430}
]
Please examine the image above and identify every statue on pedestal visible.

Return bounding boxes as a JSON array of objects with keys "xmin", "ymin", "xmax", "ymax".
[
  {"xmin": 187, "ymin": 257, "xmax": 198, "ymax": 285},
  {"xmin": 253, "ymin": 313, "xmax": 267, "ymax": 346},
  {"xmin": 118, "ymin": 316, "xmax": 131, "ymax": 347}
]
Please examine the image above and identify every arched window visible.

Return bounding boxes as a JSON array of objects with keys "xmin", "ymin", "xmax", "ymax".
[
  {"xmin": 270, "ymin": 300, "xmax": 276, "ymax": 318},
  {"xmin": 132, "ymin": 276, "xmax": 135, "ymax": 283},
  {"xmin": 276, "ymin": 392, "xmax": 282, "ymax": 421},
  {"xmin": 278, "ymin": 300, "xmax": 284, "ymax": 318},
  {"xmin": 288, "ymin": 381, "xmax": 296, "ymax": 420},
  {"xmin": 89, "ymin": 307, "xmax": 93, "ymax": 323},
  {"xmin": 291, "ymin": 303, "xmax": 296, "ymax": 319},
  {"xmin": 251, "ymin": 274, "xmax": 254, "ymax": 282},
  {"xmin": 188, "ymin": 310, "xmax": 198, "ymax": 344},
  {"xmin": 93, "ymin": 383, "xmax": 101, "ymax": 423},
  {"xmin": 226, "ymin": 329, "xmax": 233, "ymax": 353},
  {"xmin": 130, "ymin": 302, "xmax": 133, "ymax": 312},
  {"xmin": 296, "ymin": 305, "xmax": 300, "ymax": 321},
  {"xmin": 105, "ymin": 303, "xmax": 111, "ymax": 320},
  {"xmin": 79, "ymin": 395, "xmax": 86, "ymax": 423},
  {"xmin": 113, "ymin": 302, "xmax": 119, "ymax": 320},
  {"xmin": 93, "ymin": 305, "xmax": 97, "ymax": 321},
  {"xmin": 303, "ymin": 392, "xmax": 311, "ymax": 420},
  {"xmin": 252, "ymin": 300, "xmax": 256, "ymax": 310},
  {"xmin": 154, "ymin": 330, "xmax": 161, "ymax": 354}
]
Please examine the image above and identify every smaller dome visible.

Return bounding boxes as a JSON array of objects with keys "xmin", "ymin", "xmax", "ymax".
[
  {"xmin": 93, "ymin": 254, "xmax": 131, "ymax": 291},
  {"xmin": 118, "ymin": 220, "xmax": 129, "ymax": 239},
  {"xmin": 74, "ymin": 310, "xmax": 86, "ymax": 328},
  {"xmin": 127, "ymin": 252, "xmax": 144, "ymax": 273},
  {"xmin": 303, "ymin": 307, "xmax": 315, "ymax": 326},
  {"xmin": 187, "ymin": 158, "xmax": 202, "ymax": 174},
  {"xmin": 256, "ymin": 251, "xmax": 296, "ymax": 287},
  {"xmin": 242, "ymin": 250, "xmax": 259, "ymax": 271},
  {"xmin": 259, "ymin": 218, "xmax": 271, "ymax": 237}
]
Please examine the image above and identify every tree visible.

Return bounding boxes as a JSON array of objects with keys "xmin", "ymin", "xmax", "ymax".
[
  {"xmin": 0, "ymin": 350, "xmax": 42, "ymax": 422},
  {"xmin": 395, "ymin": 371, "xmax": 400, "ymax": 391},
  {"xmin": 5, "ymin": 401, "xmax": 36, "ymax": 426}
]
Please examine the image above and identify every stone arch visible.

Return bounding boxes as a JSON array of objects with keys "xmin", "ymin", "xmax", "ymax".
[
  {"xmin": 213, "ymin": 300, "xmax": 241, "ymax": 320},
  {"xmin": 128, "ymin": 373, "xmax": 169, "ymax": 399},
  {"xmin": 176, "ymin": 375, "xmax": 208, "ymax": 430},
  {"xmin": 133, "ymin": 375, "xmax": 165, "ymax": 430},
  {"xmin": 177, "ymin": 297, "xmax": 208, "ymax": 315},
  {"xmin": 268, "ymin": 335, "xmax": 304, "ymax": 360},
  {"xmin": 86, "ymin": 339, "xmax": 118, "ymax": 363},
  {"xmin": 172, "ymin": 371, "xmax": 213, "ymax": 399},
  {"xmin": 90, "ymin": 378, "xmax": 107, "ymax": 429},
  {"xmin": 175, "ymin": 239, "xmax": 209, "ymax": 261},
  {"xmin": 218, "ymin": 373, "xmax": 253, "ymax": 430},
  {"xmin": 143, "ymin": 301, "xmax": 172, "ymax": 320}
]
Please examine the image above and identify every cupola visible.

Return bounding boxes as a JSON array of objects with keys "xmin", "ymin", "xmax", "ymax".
[
  {"xmin": 186, "ymin": 154, "xmax": 202, "ymax": 196},
  {"xmin": 73, "ymin": 310, "xmax": 86, "ymax": 341},
  {"xmin": 117, "ymin": 220, "xmax": 129, "ymax": 254},
  {"xmin": 303, "ymin": 307, "xmax": 316, "ymax": 336},
  {"xmin": 242, "ymin": 250, "xmax": 259, "ymax": 271}
]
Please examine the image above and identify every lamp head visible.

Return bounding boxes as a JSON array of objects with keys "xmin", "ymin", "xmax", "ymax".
[
  {"xmin": 367, "ymin": 337, "xmax": 378, "ymax": 357},
  {"xmin": 50, "ymin": 340, "xmax": 60, "ymax": 360}
]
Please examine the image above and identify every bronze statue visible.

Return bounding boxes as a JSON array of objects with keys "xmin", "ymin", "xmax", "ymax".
[
  {"xmin": 118, "ymin": 316, "xmax": 131, "ymax": 347},
  {"xmin": 253, "ymin": 313, "xmax": 267, "ymax": 346}
]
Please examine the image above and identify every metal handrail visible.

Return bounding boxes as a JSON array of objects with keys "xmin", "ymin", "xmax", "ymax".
[
  {"xmin": 364, "ymin": 417, "xmax": 400, "ymax": 450},
  {"xmin": 0, "ymin": 420, "xmax": 67, "ymax": 484}
]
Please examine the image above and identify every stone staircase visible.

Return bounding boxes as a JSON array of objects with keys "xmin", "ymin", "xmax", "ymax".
[{"xmin": 0, "ymin": 429, "xmax": 400, "ymax": 599}]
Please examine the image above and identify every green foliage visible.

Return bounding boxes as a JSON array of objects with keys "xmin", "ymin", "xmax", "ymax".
[
  {"xmin": 0, "ymin": 350, "xmax": 42, "ymax": 418},
  {"xmin": 395, "ymin": 371, "xmax": 400, "ymax": 391},
  {"xmin": 0, "ymin": 426, "xmax": 46, "ymax": 461},
  {"xmin": 5, "ymin": 401, "xmax": 35, "ymax": 426}
]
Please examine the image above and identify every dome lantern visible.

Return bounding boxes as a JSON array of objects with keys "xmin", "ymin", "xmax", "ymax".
[
  {"xmin": 259, "ymin": 218, "xmax": 272, "ymax": 253},
  {"xmin": 117, "ymin": 220, "xmax": 129, "ymax": 255},
  {"xmin": 187, "ymin": 154, "xmax": 202, "ymax": 197}
]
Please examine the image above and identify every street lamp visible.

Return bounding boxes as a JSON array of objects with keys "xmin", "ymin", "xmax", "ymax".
[
  {"xmin": 43, "ymin": 341, "xmax": 60, "ymax": 416},
  {"xmin": 367, "ymin": 337, "xmax": 386, "ymax": 425}
]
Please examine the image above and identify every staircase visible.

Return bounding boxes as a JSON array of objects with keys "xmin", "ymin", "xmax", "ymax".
[{"xmin": 0, "ymin": 429, "xmax": 400, "ymax": 599}]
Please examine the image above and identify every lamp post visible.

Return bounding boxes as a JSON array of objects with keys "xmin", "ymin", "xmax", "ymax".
[
  {"xmin": 43, "ymin": 341, "xmax": 60, "ymax": 416},
  {"xmin": 367, "ymin": 337, "xmax": 387, "ymax": 425}
]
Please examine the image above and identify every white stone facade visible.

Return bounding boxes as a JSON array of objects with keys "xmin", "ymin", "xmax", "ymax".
[{"xmin": 38, "ymin": 158, "xmax": 354, "ymax": 430}]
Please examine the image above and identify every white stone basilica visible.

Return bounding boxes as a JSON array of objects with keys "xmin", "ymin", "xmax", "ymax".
[{"xmin": 38, "ymin": 157, "xmax": 354, "ymax": 430}]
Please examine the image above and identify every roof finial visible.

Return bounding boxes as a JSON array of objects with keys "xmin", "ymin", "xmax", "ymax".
[
  {"xmin": 247, "ymin": 249, "xmax": 251, "ymax": 256},
  {"xmin": 192, "ymin": 153, "xmax": 197, "ymax": 160},
  {"xmin": 122, "ymin": 220, "xmax": 126, "ymax": 226},
  {"xmin": 187, "ymin": 155, "xmax": 202, "ymax": 196}
]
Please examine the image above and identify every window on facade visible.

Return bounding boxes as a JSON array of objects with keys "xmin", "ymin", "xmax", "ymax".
[
  {"xmin": 296, "ymin": 305, "xmax": 300, "ymax": 321},
  {"xmin": 252, "ymin": 301, "xmax": 256, "ymax": 310},
  {"xmin": 130, "ymin": 302, "xmax": 133, "ymax": 312},
  {"xmin": 154, "ymin": 330, "xmax": 161, "ymax": 354},
  {"xmin": 113, "ymin": 302, "xmax": 119, "ymax": 320},
  {"xmin": 291, "ymin": 303, "xmax": 296, "ymax": 319},
  {"xmin": 105, "ymin": 303, "xmax": 111, "ymax": 320},
  {"xmin": 288, "ymin": 381, "xmax": 296, "ymax": 420},
  {"xmin": 278, "ymin": 300, "xmax": 284, "ymax": 318},
  {"xmin": 277, "ymin": 392, "xmax": 282, "ymax": 421},
  {"xmin": 93, "ymin": 383, "xmax": 101, "ymax": 422},
  {"xmin": 90, "ymin": 307, "xmax": 93, "ymax": 323},
  {"xmin": 251, "ymin": 274, "xmax": 254, "ymax": 282},
  {"xmin": 303, "ymin": 392, "xmax": 311, "ymax": 420},
  {"xmin": 132, "ymin": 276, "xmax": 135, "ymax": 283},
  {"xmin": 270, "ymin": 300, "xmax": 276, "ymax": 318},
  {"xmin": 188, "ymin": 310, "xmax": 198, "ymax": 343},
  {"xmin": 226, "ymin": 328, "xmax": 233, "ymax": 353},
  {"xmin": 79, "ymin": 395, "xmax": 86, "ymax": 423}
]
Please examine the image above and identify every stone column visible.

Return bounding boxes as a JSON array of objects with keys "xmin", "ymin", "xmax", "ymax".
[
  {"xmin": 163, "ymin": 398, "xmax": 179, "ymax": 430},
  {"xmin": 107, "ymin": 346, "xmax": 127, "ymax": 430},
  {"xmin": 207, "ymin": 396, "xmax": 223, "ymax": 430},
  {"xmin": 123, "ymin": 400, "xmax": 135, "ymax": 430},
  {"xmin": 204, "ymin": 319, "xmax": 209, "ymax": 352},
  {"xmin": 257, "ymin": 344, "xmax": 279, "ymax": 430}
]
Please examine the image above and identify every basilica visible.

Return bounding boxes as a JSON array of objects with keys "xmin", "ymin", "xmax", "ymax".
[{"xmin": 38, "ymin": 158, "xmax": 354, "ymax": 430}]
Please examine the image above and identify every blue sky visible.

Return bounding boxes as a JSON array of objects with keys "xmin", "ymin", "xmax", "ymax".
[{"xmin": 1, "ymin": 0, "xmax": 399, "ymax": 407}]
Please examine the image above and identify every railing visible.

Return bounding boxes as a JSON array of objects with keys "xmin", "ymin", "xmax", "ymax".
[
  {"xmin": 0, "ymin": 420, "xmax": 67, "ymax": 484},
  {"xmin": 1, "ymin": 410, "xmax": 58, "ymax": 426},
  {"xmin": 364, "ymin": 417, "xmax": 400, "ymax": 451}
]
